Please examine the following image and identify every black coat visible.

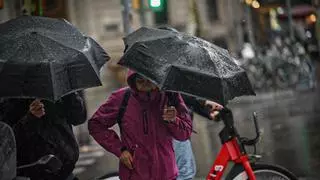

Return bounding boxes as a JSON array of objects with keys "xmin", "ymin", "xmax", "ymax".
[
  {"xmin": 0, "ymin": 92, "xmax": 86, "ymax": 180},
  {"xmin": 181, "ymin": 94, "xmax": 211, "ymax": 120}
]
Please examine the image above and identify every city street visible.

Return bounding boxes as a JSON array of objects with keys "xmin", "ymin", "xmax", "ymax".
[{"xmin": 1, "ymin": 0, "xmax": 320, "ymax": 180}]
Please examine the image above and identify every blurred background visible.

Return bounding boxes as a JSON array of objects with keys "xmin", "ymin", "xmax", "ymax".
[{"xmin": 1, "ymin": 0, "xmax": 320, "ymax": 179}]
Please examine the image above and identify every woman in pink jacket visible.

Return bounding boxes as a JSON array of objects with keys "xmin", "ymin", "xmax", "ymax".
[{"xmin": 88, "ymin": 70, "xmax": 192, "ymax": 180}]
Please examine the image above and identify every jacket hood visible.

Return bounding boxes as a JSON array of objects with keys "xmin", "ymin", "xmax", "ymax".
[{"xmin": 127, "ymin": 69, "xmax": 138, "ymax": 89}]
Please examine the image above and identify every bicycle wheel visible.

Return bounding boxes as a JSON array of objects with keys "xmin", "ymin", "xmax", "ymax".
[{"xmin": 226, "ymin": 163, "xmax": 298, "ymax": 180}]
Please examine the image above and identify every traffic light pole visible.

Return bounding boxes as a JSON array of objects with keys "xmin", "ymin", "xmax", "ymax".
[
  {"xmin": 139, "ymin": 0, "xmax": 146, "ymax": 26},
  {"xmin": 286, "ymin": 0, "xmax": 294, "ymax": 41},
  {"xmin": 314, "ymin": 0, "xmax": 320, "ymax": 55},
  {"xmin": 245, "ymin": 3, "xmax": 255, "ymax": 47},
  {"xmin": 122, "ymin": 0, "xmax": 132, "ymax": 35}
]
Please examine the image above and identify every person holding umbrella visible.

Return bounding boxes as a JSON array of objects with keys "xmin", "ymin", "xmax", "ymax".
[
  {"xmin": 88, "ymin": 70, "xmax": 193, "ymax": 180},
  {"xmin": 0, "ymin": 93, "xmax": 86, "ymax": 180},
  {"xmin": 174, "ymin": 95, "xmax": 223, "ymax": 180},
  {"xmin": 122, "ymin": 26, "xmax": 224, "ymax": 180},
  {"xmin": 119, "ymin": 26, "xmax": 255, "ymax": 180}
]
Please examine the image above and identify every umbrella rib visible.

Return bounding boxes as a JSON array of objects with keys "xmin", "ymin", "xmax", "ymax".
[
  {"xmin": 33, "ymin": 33, "xmax": 89, "ymax": 64},
  {"xmin": 33, "ymin": 33, "xmax": 54, "ymax": 61},
  {"xmin": 48, "ymin": 62, "xmax": 57, "ymax": 101},
  {"xmin": 35, "ymin": 32, "xmax": 84, "ymax": 53},
  {"xmin": 201, "ymin": 47, "xmax": 226, "ymax": 105},
  {"xmin": 31, "ymin": 34, "xmax": 58, "ymax": 100},
  {"xmin": 76, "ymin": 38, "xmax": 101, "ymax": 74},
  {"xmin": 31, "ymin": 16, "xmax": 37, "ymax": 31}
]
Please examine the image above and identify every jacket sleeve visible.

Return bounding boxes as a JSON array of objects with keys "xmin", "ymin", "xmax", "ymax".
[
  {"xmin": 88, "ymin": 92, "xmax": 123, "ymax": 158},
  {"xmin": 181, "ymin": 94, "xmax": 211, "ymax": 119},
  {"xmin": 61, "ymin": 91, "xmax": 87, "ymax": 126},
  {"xmin": 166, "ymin": 94, "xmax": 193, "ymax": 141},
  {"xmin": 0, "ymin": 99, "xmax": 40, "ymax": 136}
]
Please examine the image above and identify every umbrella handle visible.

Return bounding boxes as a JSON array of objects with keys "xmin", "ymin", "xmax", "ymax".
[{"xmin": 166, "ymin": 92, "xmax": 178, "ymax": 107}]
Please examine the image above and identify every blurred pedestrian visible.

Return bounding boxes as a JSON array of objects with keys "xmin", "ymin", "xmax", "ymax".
[
  {"xmin": 174, "ymin": 95, "xmax": 223, "ymax": 180},
  {"xmin": 0, "ymin": 91, "xmax": 87, "ymax": 180},
  {"xmin": 88, "ymin": 70, "xmax": 192, "ymax": 180}
]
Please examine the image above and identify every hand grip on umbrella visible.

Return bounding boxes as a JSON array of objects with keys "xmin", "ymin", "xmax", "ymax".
[
  {"xmin": 163, "ymin": 105, "xmax": 176, "ymax": 122},
  {"xmin": 205, "ymin": 104, "xmax": 222, "ymax": 122},
  {"xmin": 30, "ymin": 99, "xmax": 43, "ymax": 108},
  {"xmin": 31, "ymin": 98, "xmax": 41, "ymax": 104},
  {"xmin": 29, "ymin": 99, "xmax": 45, "ymax": 118},
  {"xmin": 166, "ymin": 92, "xmax": 178, "ymax": 107}
]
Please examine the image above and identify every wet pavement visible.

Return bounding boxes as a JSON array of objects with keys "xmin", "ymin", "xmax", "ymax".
[{"xmin": 74, "ymin": 65, "xmax": 320, "ymax": 179}]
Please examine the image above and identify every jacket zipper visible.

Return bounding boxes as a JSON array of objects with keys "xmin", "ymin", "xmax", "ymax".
[{"xmin": 143, "ymin": 110, "xmax": 148, "ymax": 134}]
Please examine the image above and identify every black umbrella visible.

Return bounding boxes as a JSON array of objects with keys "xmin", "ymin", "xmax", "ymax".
[
  {"xmin": 0, "ymin": 16, "xmax": 109, "ymax": 101},
  {"xmin": 119, "ymin": 27, "xmax": 255, "ymax": 105}
]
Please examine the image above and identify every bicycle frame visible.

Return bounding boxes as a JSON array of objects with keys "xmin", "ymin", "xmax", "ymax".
[
  {"xmin": 206, "ymin": 138, "xmax": 255, "ymax": 180},
  {"xmin": 206, "ymin": 108, "xmax": 257, "ymax": 180}
]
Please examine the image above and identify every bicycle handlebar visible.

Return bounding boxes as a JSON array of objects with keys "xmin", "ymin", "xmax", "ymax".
[
  {"xmin": 214, "ymin": 108, "xmax": 261, "ymax": 146},
  {"xmin": 240, "ymin": 112, "xmax": 261, "ymax": 146}
]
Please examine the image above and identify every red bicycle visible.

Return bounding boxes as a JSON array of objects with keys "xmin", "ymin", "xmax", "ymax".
[{"xmin": 206, "ymin": 108, "xmax": 298, "ymax": 180}]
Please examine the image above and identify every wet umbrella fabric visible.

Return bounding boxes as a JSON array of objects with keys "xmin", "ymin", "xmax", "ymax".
[
  {"xmin": 0, "ymin": 16, "xmax": 109, "ymax": 101},
  {"xmin": 0, "ymin": 121, "xmax": 16, "ymax": 180},
  {"xmin": 120, "ymin": 27, "xmax": 255, "ymax": 105}
]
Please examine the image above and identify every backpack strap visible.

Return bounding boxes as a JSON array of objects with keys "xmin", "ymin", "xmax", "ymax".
[{"xmin": 117, "ymin": 88, "xmax": 131, "ymax": 129}]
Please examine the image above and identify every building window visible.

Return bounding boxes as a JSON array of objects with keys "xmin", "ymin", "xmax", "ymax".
[
  {"xmin": 45, "ymin": 0, "xmax": 58, "ymax": 11},
  {"xmin": 0, "ymin": 0, "xmax": 3, "ymax": 9},
  {"xmin": 206, "ymin": 0, "xmax": 218, "ymax": 21}
]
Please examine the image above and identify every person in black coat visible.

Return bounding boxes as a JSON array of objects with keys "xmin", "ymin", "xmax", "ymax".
[
  {"xmin": 0, "ymin": 91, "xmax": 87, "ymax": 180},
  {"xmin": 181, "ymin": 95, "xmax": 222, "ymax": 120},
  {"xmin": 174, "ymin": 94, "xmax": 223, "ymax": 180}
]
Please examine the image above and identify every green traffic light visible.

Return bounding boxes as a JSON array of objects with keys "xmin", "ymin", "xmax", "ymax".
[
  {"xmin": 150, "ymin": 0, "xmax": 161, "ymax": 7},
  {"xmin": 148, "ymin": 0, "xmax": 163, "ymax": 11}
]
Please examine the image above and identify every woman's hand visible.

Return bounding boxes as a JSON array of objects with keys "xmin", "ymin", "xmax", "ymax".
[
  {"xmin": 205, "ymin": 101, "xmax": 223, "ymax": 120},
  {"xmin": 29, "ymin": 99, "xmax": 45, "ymax": 118},
  {"xmin": 163, "ymin": 105, "xmax": 177, "ymax": 122},
  {"xmin": 120, "ymin": 150, "xmax": 134, "ymax": 170}
]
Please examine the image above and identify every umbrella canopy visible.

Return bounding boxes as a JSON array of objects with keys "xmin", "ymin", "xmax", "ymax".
[
  {"xmin": 119, "ymin": 27, "xmax": 255, "ymax": 105},
  {"xmin": 0, "ymin": 16, "xmax": 109, "ymax": 101}
]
